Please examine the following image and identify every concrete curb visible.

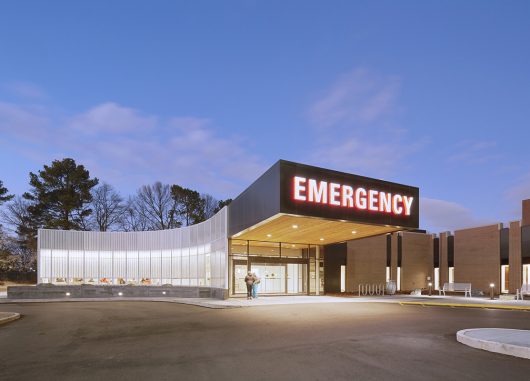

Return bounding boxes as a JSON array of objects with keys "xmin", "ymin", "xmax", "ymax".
[
  {"xmin": 399, "ymin": 301, "xmax": 530, "ymax": 311},
  {"xmin": 0, "ymin": 312, "xmax": 21, "ymax": 325},
  {"xmin": 0, "ymin": 297, "xmax": 239, "ymax": 309},
  {"xmin": 457, "ymin": 329, "xmax": 530, "ymax": 360}
]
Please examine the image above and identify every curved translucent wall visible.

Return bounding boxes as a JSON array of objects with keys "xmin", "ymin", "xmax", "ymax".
[{"xmin": 37, "ymin": 207, "xmax": 228, "ymax": 289}]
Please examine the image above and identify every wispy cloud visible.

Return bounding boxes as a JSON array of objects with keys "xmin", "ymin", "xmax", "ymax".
[
  {"xmin": 68, "ymin": 102, "xmax": 158, "ymax": 135},
  {"xmin": 0, "ymin": 101, "xmax": 50, "ymax": 142},
  {"xmin": 309, "ymin": 68, "xmax": 400, "ymax": 129},
  {"xmin": 3, "ymin": 81, "xmax": 47, "ymax": 100},
  {"xmin": 420, "ymin": 197, "xmax": 495, "ymax": 233},
  {"xmin": 447, "ymin": 140, "xmax": 502, "ymax": 164},
  {"xmin": 306, "ymin": 68, "xmax": 426, "ymax": 176},
  {"xmin": 0, "ymin": 100, "xmax": 265, "ymax": 198}
]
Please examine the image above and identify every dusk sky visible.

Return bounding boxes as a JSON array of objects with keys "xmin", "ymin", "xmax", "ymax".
[{"xmin": 1, "ymin": 1, "xmax": 529, "ymax": 233}]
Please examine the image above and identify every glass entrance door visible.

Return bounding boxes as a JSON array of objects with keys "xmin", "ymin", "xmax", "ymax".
[
  {"xmin": 251, "ymin": 264, "xmax": 286, "ymax": 294},
  {"xmin": 233, "ymin": 263, "xmax": 248, "ymax": 294}
]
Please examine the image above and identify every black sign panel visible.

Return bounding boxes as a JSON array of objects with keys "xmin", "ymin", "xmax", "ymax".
[{"xmin": 279, "ymin": 161, "xmax": 419, "ymax": 229}]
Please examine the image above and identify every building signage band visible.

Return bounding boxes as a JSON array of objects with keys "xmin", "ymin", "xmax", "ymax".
[
  {"xmin": 279, "ymin": 161, "xmax": 419, "ymax": 229},
  {"xmin": 292, "ymin": 176, "xmax": 414, "ymax": 216}
]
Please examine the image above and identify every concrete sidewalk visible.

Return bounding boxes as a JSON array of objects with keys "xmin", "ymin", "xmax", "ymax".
[
  {"xmin": 0, "ymin": 312, "xmax": 20, "ymax": 325},
  {"xmin": 1, "ymin": 293, "xmax": 530, "ymax": 310},
  {"xmin": 457, "ymin": 328, "xmax": 530, "ymax": 359}
]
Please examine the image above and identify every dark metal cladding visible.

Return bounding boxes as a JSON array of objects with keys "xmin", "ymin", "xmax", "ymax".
[
  {"xmin": 323, "ymin": 243, "xmax": 347, "ymax": 293},
  {"xmin": 227, "ymin": 161, "xmax": 281, "ymax": 236},
  {"xmin": 279, "ymin": 160, "xmax": 419, "ymax": 229}
]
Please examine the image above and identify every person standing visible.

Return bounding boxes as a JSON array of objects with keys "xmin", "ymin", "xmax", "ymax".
[
  {"xmin": 244, "ymin": 271, "xmax": 254, "ymax": 300},
  {"xmin": 252, "ymin": 272, "xmax": 260, "ymax": 299}
]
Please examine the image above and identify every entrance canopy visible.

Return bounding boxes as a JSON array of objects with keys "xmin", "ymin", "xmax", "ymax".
[
  {"xmin": 228, "ymin": 160, "xmax": 419, "ymax": 244},
  {"xmin": 232, "ymin": 214, "xmax": 399, "ymax": 245}
]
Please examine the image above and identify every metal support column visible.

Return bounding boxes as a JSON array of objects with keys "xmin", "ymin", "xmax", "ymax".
[{"xmin": 315, "ymin": 246, "xmax": 320, "ymax": 296}]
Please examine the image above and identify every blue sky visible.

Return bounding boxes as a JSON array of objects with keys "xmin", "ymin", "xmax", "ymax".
[{"xmin": 1, "ymin": 0, "xmax": 529, "ymax": 233}]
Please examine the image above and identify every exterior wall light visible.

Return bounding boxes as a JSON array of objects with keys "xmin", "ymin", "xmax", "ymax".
[
  {"xmin": 118, "ymin": 292, "xmax": 123, "ymax": 296},
  {"xmin": 65, "ymin": 292, "xmax": 71, "ymax": 296},
  {"xmin": 162, "ymin": 291, "xmax": 166, "ymax": 295}
]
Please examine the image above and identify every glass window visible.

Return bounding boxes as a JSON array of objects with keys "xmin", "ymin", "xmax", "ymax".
[
  {"xmin": 281, "ymin": 243, "xmax": 307, "ymax": 258},
  {"xmin": 249, "ymin": 241, "xmax": 280, "ymax": 257},
  {"xmin": 231, "ymin": 239, "xmax": 248, "ymax": 255}
]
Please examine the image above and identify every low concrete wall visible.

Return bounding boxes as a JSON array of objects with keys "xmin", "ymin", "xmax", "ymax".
[{"xmin": 7, "ymin": 284, "xmax": 229, "ymax": 300}]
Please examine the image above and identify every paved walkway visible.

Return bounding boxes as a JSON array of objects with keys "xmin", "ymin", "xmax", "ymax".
[{"xmin": 457, "ymin": 328, "xmax": 530, "ymax": 359}]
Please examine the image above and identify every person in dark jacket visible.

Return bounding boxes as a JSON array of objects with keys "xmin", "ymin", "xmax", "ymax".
[{"xmin": 244, "ymin": 271, "xmax": 254, "ymax": 300}]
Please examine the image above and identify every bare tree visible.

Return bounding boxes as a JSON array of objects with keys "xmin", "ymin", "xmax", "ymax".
[
  {"xmin": 0, "ymin": 196, "xmax": 37, "ymax": 251},
  {"xmin": 202, "ymin": 193, "xmax": 219, "ymax": 220},
  {"xmin": 133, "ymin": 182, "xmax": 179, "ymax": 230},
  {"xmin": 119, "ymin": 197, "xmax": 150, "ymax": 232},
  {"xmin": 0, "ymin": 197, "xmax": 37, "ymax": 271},
  {"xmin": 90, "ymin": 183, "xmax": 125, "ymax": 231}
]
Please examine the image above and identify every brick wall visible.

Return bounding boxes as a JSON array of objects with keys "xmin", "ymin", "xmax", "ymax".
[
  {"xmin": 454, "ymin": 224, "xmax": 501, "ymax": 293},
  {"xmin": 401, "ymin": 232, "xmax": 433, "ymax": 291},
  {"xmin": 346, "ymin": 235, "xmax": 387, "ymax": 292}
]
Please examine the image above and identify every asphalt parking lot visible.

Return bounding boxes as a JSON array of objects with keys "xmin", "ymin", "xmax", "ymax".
[{"xmin": 1, "ymin": 301, "xmax": 530, "ymax": 380}]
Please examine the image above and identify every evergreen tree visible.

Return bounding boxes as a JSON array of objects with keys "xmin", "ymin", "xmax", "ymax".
[
  {"xmin": 23, "ymin": 158, "xmax": 99, "ymax": 230},
  {"xmin": 171, "ymin": 185, "xmax": 206, "ymax": 225},
  {"xmin": 0, "ymin": 180, "xmax": 14, "ymax": 205},
  {"xmin": 215, "ymin": 198, "xmax": 232, "ymax": 213}
]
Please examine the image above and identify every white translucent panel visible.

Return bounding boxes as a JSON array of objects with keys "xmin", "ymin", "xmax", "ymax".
[
  {"xmin": 189, "ymin": 253, "xmax": 198, "ymax": 281},
  {"xmin": 138, "ymin": 251, "xmax": 150, "ymax": 279},
  {"xmin": 161, "ymin": 250, "xmax": 172, "ymax": 280},
  {"xmin": 99, "ymin": 251, "xmax": 113, "ymax": 283},
  {"xmin": 114, "ymin": 251, "xmax": 127, "ymax": 284},
  {"xmin": 37, "ymin": 207, "xmax": 229, "ymax": 289},
  {"xmin": 84, "ymin": 251, "xmax": 99, "ymax": 280},
  {"xmin": 151, "ymin": 250, "xmax": 162, "ymax": 282},
  {"xmin": 69, "ymin": 250, "xmax": 84, "ymax": 280},
  {"xmin": 181, "ymin": 248, "xmax": 190, "ymax": 279},
  {"xmin": 126, "ymin": 251, "xmax": 138, "ymax": 283},
  {"xmin": 204, "ymin": 254, "xmax": 211, "ymax": 286},
  {"xmin": 172, "ymin": 249, "xmax": 181, "ymax": 280},
  {"xmin": 52, "ymin": 250, "xmax": 68, "ymax": 281},
  {"xmin": 40, "ymin": 250, "xmax": 52, "ymax": 280},
  {"xmin": 197, "ymin": 252, "xmax": 205, "ymax": 285}
]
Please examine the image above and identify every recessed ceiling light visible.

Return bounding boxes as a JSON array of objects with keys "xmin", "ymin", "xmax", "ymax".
[
  {"xmin": 292, "ymin": 244, "xmax": 295, "ymax": 248},
  {"xmin": 267, "ymin": 234, "xmax": 272, "ymax": 238},
  {"xmin": 292, "ymin": 224, "xmax": 298, "ymax": 229},
  {"xmin": 352, "ymin": 230, "xmax": 357, "ymax": 234},
  {"xmin": 319, "ymin": 238, "xmax": 324, "ymax": 241}
]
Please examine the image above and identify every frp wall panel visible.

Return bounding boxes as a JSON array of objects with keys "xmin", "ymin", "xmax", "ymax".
[{"xmin": 37, "ymin": 207, "xmax": 228, "ymax": 289}]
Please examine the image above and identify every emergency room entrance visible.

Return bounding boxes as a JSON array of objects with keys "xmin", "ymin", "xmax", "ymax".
[{"xmin": 230, "ymin": 239, "xmax": 323, "ymax": 296}]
